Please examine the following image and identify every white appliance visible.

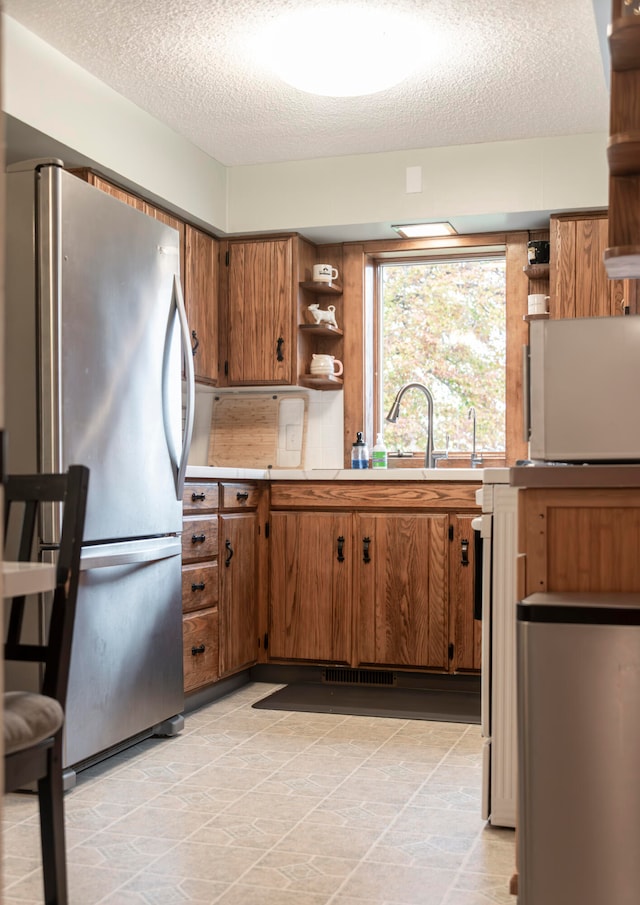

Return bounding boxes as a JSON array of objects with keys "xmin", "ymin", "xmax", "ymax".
[
  {"xmin": 474, "ymin": 468, "xmax": 519, "ymax": 828},
  {"xmin": 5, "ymin": 159, "xmax": 195, "ymax": 779},
  {"xmin": 526, "ymin": 316, "xmax": 640, "ymax": 462}
]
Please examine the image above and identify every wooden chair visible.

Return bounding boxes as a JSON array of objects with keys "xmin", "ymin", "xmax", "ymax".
[{"xmin": 3, "ymin": 465, "xmax": 89, "ymax": 905}]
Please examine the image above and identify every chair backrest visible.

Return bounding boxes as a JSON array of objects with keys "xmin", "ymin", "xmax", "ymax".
[{"xmin": 4, "ymin": 465, "xmax": 89, "ymax": 708}]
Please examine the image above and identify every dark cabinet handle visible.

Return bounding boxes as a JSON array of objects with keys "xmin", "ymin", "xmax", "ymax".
[
  {"xmin": 276, "ymin": 336, "xmax": 284, "ymax": 362},
  {"xmin": 191, "ymin": 534, "xmax": 206, "ymax": 544},
  {"xmin": 191, "ymin": 330, "xmax": 200, "ymax": 356},
  {"xmin": 363, "ymin": 536, "xmax": 371, "ymax": 564},
  {"xmin": 225, "ymin": 539, "xmax": 234, "ymax": 567},
  {"xmin": 236, "ymin": 491, "xmax": 249, "ymax": 502},
  {"xmin": 337, "ymin": 535, "xmax": 345, "ymax": 563},
  {"xmin": 191, "ymin": 492, "xmax": 206, "ymax": 502},
  {"xmin": 461, "ymin": 538, "xmax": 469, "ymax": 566},
  {"xmin": 191, "ymin": 582, "xmax": 205, "ymax": 591},
  {"xmin": 191, "ymin": 644, "xmax": 205, "ymax": 655}
]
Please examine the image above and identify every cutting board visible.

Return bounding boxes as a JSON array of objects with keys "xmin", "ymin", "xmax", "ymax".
[{"xmin": 208, "ymin": 393, "xmax": 307, "ymax": 469}]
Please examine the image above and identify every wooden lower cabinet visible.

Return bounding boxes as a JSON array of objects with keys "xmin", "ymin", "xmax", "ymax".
[
  {"xmin": 183, "ymin": 609, "xmax": 219, "ymax": 693},
  {"xmin": 449, "ymin": 514, "xmax": 481, "ymax": 671},
  {"xmin": 355, "ymin": 513, "xmax": 449, "ymax": 670},
  {"xmin": 268, "ymin": 482, "xmax": 481, "ymax": 673},
  {"xmin": 269, "ymin": 511, "xmax": 353, "ymax": 663},
  {"xmin": 219, "ymin": 511, "xmax": 259, "ymax": 677},
  {"xmin": 182, "ymin": 480, "xmax": 220, "ymax": 693}
]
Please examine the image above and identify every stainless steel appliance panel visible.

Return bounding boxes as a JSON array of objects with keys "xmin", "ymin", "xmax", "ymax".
[
  {"xmin": 41, "ymin": 167, "xmax": 183, "ymax": 542},
  {"xmin": 517, "ymin": 593, "xmax": 640, "ymax": 905},
  {"xmin": 528, "ymin": 316, "xmax": 640, "ymax": 462},
  {"xmin": 64, "ymin": 537, "xmax": 183, "ymax": 768}
]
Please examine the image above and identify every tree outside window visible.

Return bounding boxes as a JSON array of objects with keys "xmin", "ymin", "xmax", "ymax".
[{"xmin": 379, "ymin": 257, "xmax": 506, "ymax": 455}]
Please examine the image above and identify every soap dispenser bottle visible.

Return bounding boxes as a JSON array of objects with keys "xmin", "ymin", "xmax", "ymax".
[
  {"xmin": 372, "ymin": 433, "xmax": 388, "ymax": 469},
  {"xmin": 351, "ymin": 432, "xmax": 369, "ymax": 469}
]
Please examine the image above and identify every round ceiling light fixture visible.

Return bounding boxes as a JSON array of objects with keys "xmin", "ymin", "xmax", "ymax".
[{"xmin": 253, "ymin": 6, "xmax": 430, "ymax": 97}]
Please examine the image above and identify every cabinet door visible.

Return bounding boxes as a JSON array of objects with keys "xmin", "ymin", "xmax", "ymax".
[
  {"xmin": 219, "ymin": 512, "xmax": 258, "ymax": 676},
  {"xmin": 269, "ymin": 511, "xmax": 352, "ymax": 663},
  {"xmin": 355, "ymin": 513, "xmax": 449, "ymax": 670},
  {"xmin": 551, "ymin": 214, "xmax": 632, "ymax": 318},
  {"xmin": 227, "ymin": 239, "xmax": 293, "ymax": 385},
  {"xmin": 185, "ymin": 225, "xmax": 219, "ymax": 385},
  {"xmin": 448, "ymin": 514, "xmax": 481, "ymax": 672}
]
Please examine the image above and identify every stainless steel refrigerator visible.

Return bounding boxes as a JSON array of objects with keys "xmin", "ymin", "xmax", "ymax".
[{"xmin": 5, "ymin": 159, "xmax": 195, "ymax": 779}]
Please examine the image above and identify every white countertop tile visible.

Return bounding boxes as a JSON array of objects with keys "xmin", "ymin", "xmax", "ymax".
[{"xmin": 186, "ymin": 465, "xmax": 482, "ymax": 482}]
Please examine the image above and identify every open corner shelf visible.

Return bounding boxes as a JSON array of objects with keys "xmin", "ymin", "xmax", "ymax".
[
  {"xmin": 299, "ymin": 374, "xmax": 344, "ymax": 391},
  {"xmin": 609, "ymin": 17, "xmax": 640, "ymax": 71},
  {"xmin": 604, "ymin": 246, "xmax": 640, "ymax": 278},
  {"xmin": 523, "ymin": 263, "xmax": 550, "ymax": 280},
  {"xmin": 299, "ymin": 323, "xmax": 343, "ymax": 338},
  {"xmin": 299, "ymin": 280, "xmax": 342, "ymax": 295},
  {"xmin": 607, "ymin": 131, "xmax": 640, "ymax": 176},
  {"xmin": 523, "ymin": 313, "xmax": 550, "ymax": 322}
]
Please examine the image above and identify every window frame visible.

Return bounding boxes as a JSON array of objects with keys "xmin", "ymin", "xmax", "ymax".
[
  {"xmin": 339, "ymin": 231, "xmax": 532, "ymax": 469},
  {"xmin": 372, "ymin": 248, "xmax": 508, "ymax": 462}
]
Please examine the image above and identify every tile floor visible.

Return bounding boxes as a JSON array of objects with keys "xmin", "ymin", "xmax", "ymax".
[{"xmin": 2, "ymin": 682, "xmax": 515, "ymax": 904}]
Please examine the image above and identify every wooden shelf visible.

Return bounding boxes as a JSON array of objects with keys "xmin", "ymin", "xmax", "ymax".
[
  {"xmin": 523, "ymin": 263, "xmax": 550, "ymax": 280},
  {"xmin": 609, "ymin": 17, "xmax": 640, "ymax": 71},
  {"xmin": 299, "ymin": 374, "xmax": 344, "ymax": 390},
  {"xmin": 608, "ymin": 132, "xmax": 640, "ymax": 176},
  {"xmin": 604, "ymin": 246, "xmax": 640, "ymax": 278},
  {"xmin": 523, "ymin": 313, "xmax": 550, "ymax": 322},
  {"xmin": 298, "ymin": 323, "xmax": 343, "ymax": 337},
  {"xmin": 299, "ymin": 280, "xmax": 342, "ymax": 295}
]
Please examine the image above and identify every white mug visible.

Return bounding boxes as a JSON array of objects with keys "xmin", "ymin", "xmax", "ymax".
[
  {"xmin": 313, "ymin": 263, "xmax": 339, "ymax": 284},
  {"xmin": 310, "ymin": 354, "xmax": 343, "ymax": 377},
  {"xmin": 528, "ymin": 294, "xmax": 549, "ymax": 315}
]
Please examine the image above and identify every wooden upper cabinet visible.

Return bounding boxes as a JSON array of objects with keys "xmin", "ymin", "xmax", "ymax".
[
  {"xmin": 225, "ymin": 237, "xmax": 295, "ymax": 385},
  {"xmin": 550, "ymin": 212, "xmax": 637, "ymax": 318},
  {"xmin": 185, "ymin": 225, "xmax": 219, "ymax": 385}
]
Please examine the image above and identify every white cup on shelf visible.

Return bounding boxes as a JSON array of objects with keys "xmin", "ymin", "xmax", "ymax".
[
  {"xmin": 310, "ymin": 354, "xmax": 343, "ymax": 377},
  {"xmin": 528, "ymin": 294, "xmax": 549, "ymax": 315},
  {"xmin": 313, "ymin": 263, "xmax": 339, "ymax": 284}
]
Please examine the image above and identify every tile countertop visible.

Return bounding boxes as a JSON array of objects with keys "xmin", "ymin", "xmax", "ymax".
[
  {"xmin": 510, "ymin": 464, "xmax": 640, "ymax": 489},
  {"xmin": 186, "ymin": 466, "xmax": 482, "ymax": 481}
]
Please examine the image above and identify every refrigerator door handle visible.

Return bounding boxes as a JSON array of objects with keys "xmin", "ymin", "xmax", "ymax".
[
  {"xmin": 165, "ymin": 274, "xmax": 194, "ymax": 500},
  {"xmin": 79, "ymin": 537, "xmax": 181, "ymax": 571}
]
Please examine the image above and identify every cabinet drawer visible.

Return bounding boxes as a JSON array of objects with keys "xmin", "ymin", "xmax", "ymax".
[
  {"xmin": 182, "ymin": 515, "xmax": 218, "ymax": 563},
  {"xmin": 183, "ymin": 482, "xmax": 219, "ymax": 513},
  {"xmin": 183, "ymin": 609, "xmax": 219, "ymax": 692},
  {"xmin": 182, "ymin": 562, "xmax": 218, "ymax": 614},
  {"xmin": 220, "ymin": 482, "xmax": 260, "ymax": 510}
]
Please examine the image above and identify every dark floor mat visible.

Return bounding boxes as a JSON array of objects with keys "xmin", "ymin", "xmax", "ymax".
[{"xmin": 252, "ymin": 683, "xmax": 481, "ymax": 724}]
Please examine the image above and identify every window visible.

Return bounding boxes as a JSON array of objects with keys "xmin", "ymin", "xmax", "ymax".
[{"xmin": 377, "ymin": 255, "xmax": 507, "ymax": 457}]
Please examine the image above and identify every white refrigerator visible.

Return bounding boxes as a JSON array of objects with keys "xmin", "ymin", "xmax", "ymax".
[{"xmin": 5, "ymin": 159, "xmax": 195, "ymax": 779}]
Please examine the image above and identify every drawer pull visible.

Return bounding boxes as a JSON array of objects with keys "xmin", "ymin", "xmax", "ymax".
[
  {"xmin": 191, "ymin": 492, "xmax": 206, "ymax": 502},
  {"xmin": 191, "ymin": 582, "xmax": 205, "ymax": 591},
  {"xmin": 236, "ymin": 490, "xmax": 249, "ymax": 502},
  {"xmin": 337, "ymin": 535, "xmax": 345, "ymax": 563},
  {"xmin": 191, "ymin": 644, "xmax": 205, "ymax": 655},
  {"xmin": 191, "ymin": 534, "xmax": 206, "ymax": 544},
  {"xmin": 363, "ymin": 536, "xmax": 371, "ymax": 564},
  {"xmin": 225, "ymin": 539, "xmax": 234, "ymax": 567}
]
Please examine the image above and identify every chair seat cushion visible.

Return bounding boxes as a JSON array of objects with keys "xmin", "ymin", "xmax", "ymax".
[{"xmin": 3, "ymin": 691, "xmax": 64, "ymax": 755}]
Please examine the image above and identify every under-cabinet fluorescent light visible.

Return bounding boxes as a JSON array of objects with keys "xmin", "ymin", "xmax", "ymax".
[{"xmin": 392, "ymin": 222, "xmax": 458, "ymax": 239}]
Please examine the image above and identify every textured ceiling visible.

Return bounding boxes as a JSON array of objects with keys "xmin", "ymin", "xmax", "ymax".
[{"xmin": 6, "ymin": 0, "xmax": 608, "ymax": 168}]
